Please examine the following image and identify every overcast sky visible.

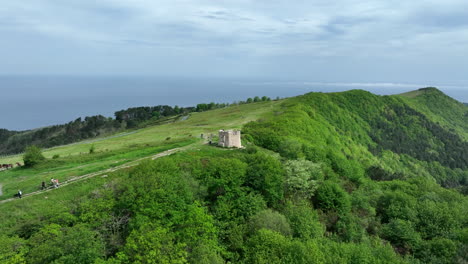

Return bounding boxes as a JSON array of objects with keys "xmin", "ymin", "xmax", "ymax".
[{"xmin": 1, "ymin": 0, "xmax": 468, "ymax": 85}]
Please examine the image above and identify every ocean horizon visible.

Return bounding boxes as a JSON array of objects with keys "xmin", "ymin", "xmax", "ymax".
[{"xmin": 2, "ymin": 75, "xmax": 467, "ymax": 131}]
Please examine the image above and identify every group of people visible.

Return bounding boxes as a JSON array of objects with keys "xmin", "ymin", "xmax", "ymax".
[
  {"xmin": 16, "ymin": 178, "xmax": 61, "ymax": 199},
  {"xmin": 46, "ymin": 178, "xmax": 60, "ymax": 189}
]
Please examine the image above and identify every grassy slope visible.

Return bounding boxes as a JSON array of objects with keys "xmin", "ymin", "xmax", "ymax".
[
  {"xmin": 0, "ymin": 139, "xmax": 194, "ymax": 200},
  {"xmin": 398, "ymin": 87, "xmax": 468, "ymax": 141},
  {"xmin": 0, "ymin": 101, "xmax": 279, "ymax": 164},
  {"xmin": 244, "ymin": 89, "xmax": 468, "ymax": 185},
  {"xmin": 0, "ymin": 100, "xmax": 281, "ymax": 200}
]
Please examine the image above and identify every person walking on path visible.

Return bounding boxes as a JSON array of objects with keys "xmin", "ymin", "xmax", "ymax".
[
  {"xmin": 41, "ymin": 181, "xmax": 46, "ymax": 190},
  {"xmin": 17, "ymin": 190, "xmax": 22, "ymax": 199}
]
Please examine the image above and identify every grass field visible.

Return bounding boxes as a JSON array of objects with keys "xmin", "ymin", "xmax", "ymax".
[
  {"xmin": 0, "ymin": 100, "xmax": 281, "ymax": 165},
  {"xmin": 0, "ymin": 100, "xmax": 282, "ymax": 202}
]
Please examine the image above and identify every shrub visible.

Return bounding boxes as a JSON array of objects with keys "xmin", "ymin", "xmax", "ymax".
[
  {"xmin": 381, "ymin": 219, "xmax": 421, "ymax": 255},
  {"xmin": 284, "ymin": 159, "xmax": 323, "ymax": 198},
  {"xmin": 283, "ymin": 200, "xmax": 324, "ymax": 240},
  {"xmin": 245, "ymin": 153, "xmax": 284, "ymax": 206},
  {"xmin": 23, "ymin": 145, "xmax": 45, "ymax": 167},
  {"xmin": 249, "ymin": 209, "xmax": 292, "ymax": 237},
  {"xmin": 314, "ymin": 181, "xmax": 351, "ymax": 213},
  {"xmin": 89, "ymin": 145, "xmax": 95, "ymax": 154}
]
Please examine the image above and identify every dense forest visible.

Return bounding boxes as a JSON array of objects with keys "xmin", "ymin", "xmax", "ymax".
[
  {"xmin": 0, "ymin": 96, "xmax": 271, "ymax": 155},
  {"xmin": 0, "ymin": 88, "xmax": 467, "ymax": 263}
]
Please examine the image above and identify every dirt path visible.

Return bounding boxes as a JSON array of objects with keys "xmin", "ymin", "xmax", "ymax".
[{"xmin": 0, "ymin": 147, "xmax": 184, "ymax": 204}]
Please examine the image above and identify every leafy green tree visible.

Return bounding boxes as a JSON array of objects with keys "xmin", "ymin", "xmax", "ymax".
[
  {"xmin": 284, "ymin": 159, "xmax": 323, "ymax": 198},
  {"xmin": 204, "ymin": 158, "xmax": 247, "ymax": 203},
  {"xmin": 415, "ymin": 238, "xmax": 458, "ymax": 264},
  {"xmin": 27, "ymin": 224, "xmax": 104, "ymax": 264},
  {"xmin": 23, "ymin": 145, "xmax": 45, "ymax": 167},
  {"xmin": 283, "ymin": 200, "xmax": 324, "ymax": 240},
  {"xmin": 279, "ymin": 139, "xmax": 304, "ymax": 159},
  {"xmin": 249, "ymin": 209, "xmax": 292, "ymax": 237},
  {"xmin": 376, "ymin": 190, "xmax": 417, "ymax": 223},
  {"xmin": 381, "ymin": 219, "xmax": 421, "ymax": 254},
  {"xmin": 245, "ymin": 153, "xmax": 284, "ymax": 206},
  {"xmin": 317, "ymin": 238, "xmax": 406, "ymax": 264},
  {"xmin": 117, "ymin": 223, "xmax": 187, "ymax": 264},
  {"xmin": 314, "ymin": 181, "xmax": 351, "ymax": 213},
  {"xmin": 0, "ymin": 235, "xmax": 27, "ymax": 264},
  {"xmin": 244, "ymin": 229, "xmax": 324, "ymax": 264},
  {"xmin": 415, "ymin": 200, "xmax": 459, "ymax": 239}
]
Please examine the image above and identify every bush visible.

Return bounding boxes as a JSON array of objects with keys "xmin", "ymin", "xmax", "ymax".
[
  {"xmin": 314, "ymin": 181, "xmax": 351, "ymax": 214},
  {"xmin": 284, "ymin": 159, "xmax": 323, "ymax": 199},
  {"xmin": 89, "ymin": 145, "xmax": 95, "ymax": 154},
  {"xmin": 249, "ymin": 209, "xmax": 292, "ymax": 237},
  {"xmin": 245, "ymin": 153, "xmax": 284, "ymax": 206},
  {"xmin": 415, "ymin": 238, "xmax": 458, "ymax": 264},
  {"xmin": 283, "ymin": 200, "xmax": 324, "ymax": 240},
  {"xmin": 23, "ymin": 145, "xmax": 45, "ymax": 167},
  {"xmin": 381, "ymin": 219, "xmax": 421, "ymax": 255}
]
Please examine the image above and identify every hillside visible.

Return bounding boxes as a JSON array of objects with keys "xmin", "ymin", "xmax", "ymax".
[
  {"xmin": 0, "ymin": 101, "xmax": 248, "ymax": 156},
  {"xmin": 399, "ymin": 87, "xmax": 468, "ymax": 141},
  {"xmin": 0, "ymin": 88, "xmax": 467, "ymax": 264}
]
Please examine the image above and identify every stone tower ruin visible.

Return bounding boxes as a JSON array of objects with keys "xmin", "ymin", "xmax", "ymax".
[{"xmin": 218, "ymin": 130, "xmax": 242, "ymax": 148}]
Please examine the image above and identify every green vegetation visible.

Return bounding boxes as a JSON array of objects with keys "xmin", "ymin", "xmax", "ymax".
[
  {"xmin": 0, "ymin": 139, "xmax": 195, "ymax": 200},
  {"xmin": 0, "ymin": 88, "xmax": 467, "ymax": 263},
  {"xmin": 399, "ymin": 87, "xmax": 468, "ymax": 140},
  {"xmin": 0, "ymin": 96, "xmax": 272, "ymax": 156},
  {"xmin": 22, "ymin": 146, "xmax": 45, "ymax": 168}
]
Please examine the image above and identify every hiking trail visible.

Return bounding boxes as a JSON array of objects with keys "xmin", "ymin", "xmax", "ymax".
[{"xmin": 0, "ymin": 147, "xmax": 184, "ymax": 204}]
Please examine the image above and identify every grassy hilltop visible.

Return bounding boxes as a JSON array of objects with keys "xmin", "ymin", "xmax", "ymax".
[
  {"xmin": 0, "ymin": 88, "xmax": 467, "ymax": 264},
  {"xmin": 399, "ymin": 87, "xmax": 468, "ymax": 140}
]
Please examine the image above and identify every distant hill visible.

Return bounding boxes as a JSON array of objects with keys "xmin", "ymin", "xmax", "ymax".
[
  {"xmin": 245, "ymin": 88, "xmax": 468, "ymax": 185},
  {"xmin": 399, "ymin": 87, "xmax": 468, "ymax": 140}
]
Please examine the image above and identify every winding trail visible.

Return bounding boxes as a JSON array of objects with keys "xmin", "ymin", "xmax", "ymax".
[{"xmin": 0, "ymin": 147, "xmax": 184, "ymax": 204}]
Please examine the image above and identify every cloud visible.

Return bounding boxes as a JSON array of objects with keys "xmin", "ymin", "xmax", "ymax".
[{"xmin": 0, "ymin": 0, "xmax": 467, "ymax": 83}]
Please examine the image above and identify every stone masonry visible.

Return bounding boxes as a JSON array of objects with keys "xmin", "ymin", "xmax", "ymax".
[{"xmin": 218, "ymin": 130, "xmax": 242, "ymax": 148}]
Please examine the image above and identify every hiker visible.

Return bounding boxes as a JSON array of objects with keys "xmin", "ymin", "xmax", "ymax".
[
  {"xmin": 55, "ymin": 179, "xmax": 60, "ymax": 188},
  {"xmin": 41, "ymin": 181, "xmax": 46, "ymax": 190},
  {"xmin": 17, "ymin": 190, "xmax": 22, "ymax": 199},
  {"xmin": 51, "ymin": 178, "xmax": 55, "ymax": 187}
]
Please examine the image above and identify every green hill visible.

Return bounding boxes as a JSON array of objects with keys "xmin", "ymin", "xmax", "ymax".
[
  {"xmin": 0, "ymin": 88, "xmax": 467, "ymax": 264},
  {"xmin": 399, "ymin": 87, "xmax": 468, "ymax": 140}
]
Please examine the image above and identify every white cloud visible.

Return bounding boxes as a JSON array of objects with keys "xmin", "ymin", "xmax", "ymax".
[{"xmin": 0, "ymin": 0, "xmax": 467, "ymax": 81}]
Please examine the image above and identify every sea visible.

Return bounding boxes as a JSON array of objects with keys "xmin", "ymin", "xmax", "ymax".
[{"xmin": 1, "ymin": 75, "xmax": 467, "ymax": 131}]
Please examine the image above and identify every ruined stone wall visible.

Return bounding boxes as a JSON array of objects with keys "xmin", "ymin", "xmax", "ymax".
[{"xmin": 218, "ymin": 130, "xmax": 242, "ymax": 148}]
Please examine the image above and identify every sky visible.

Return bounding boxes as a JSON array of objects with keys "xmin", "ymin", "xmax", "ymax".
[{"xmin": 1, "ymin": 0, "xmax": 468, "ymax": 85}]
